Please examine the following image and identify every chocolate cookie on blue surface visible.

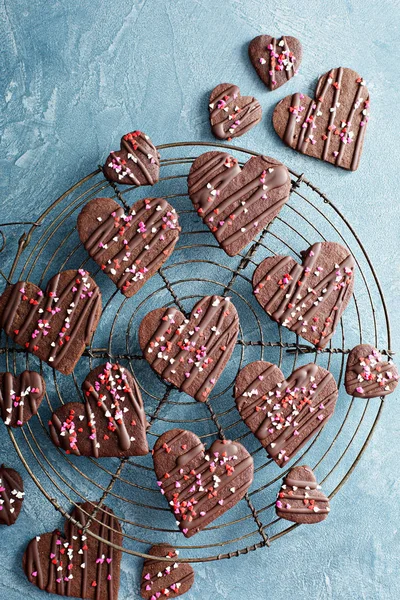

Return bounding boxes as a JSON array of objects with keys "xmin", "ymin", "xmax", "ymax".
[
  {"xmin": 209, "ymin": 83, "xmax": 262, "ymax": 140},
  {"xmin": 249, "ymin": 35, "xmax": 302, "ymax": 90}
]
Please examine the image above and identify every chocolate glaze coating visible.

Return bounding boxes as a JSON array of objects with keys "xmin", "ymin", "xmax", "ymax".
[
  {"xmin": 276, "ymin": 465, "xmax": 330, "ymax": 524},
  {"xmin": 103, "ymin": 130, "xmax": 160, "ymax": 186},
  {"xmin": 0, "ymin": 371, "xmax": 45, "ymax": 427},
  {"xmin": 0, "ymin": 465, "xmax": 24, "ymax": 526},
  {"xmin": 209, "ymin": 83, "xmax": 262, "ymax": 140},
  {"xmin": 140, "ymin": 544, "xmax": 194, "ymax": 599}
]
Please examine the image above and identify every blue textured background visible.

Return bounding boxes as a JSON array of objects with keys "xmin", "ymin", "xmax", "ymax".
[{"xmin": 1, "ymin": 1, "xmax": 399, "ymax": 599}]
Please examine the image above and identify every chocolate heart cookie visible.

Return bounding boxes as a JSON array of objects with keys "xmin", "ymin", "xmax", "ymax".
[
  {"xmin": 23, "ymin": 501, "xmax": 122, "ymax": 599},
  {"xmin": 276, "ymin": 465, "xmax": 330, "ymax": 523},
  {"xmin": 140, "ymin": 544, "xmax": 194, "ymax": 599},
  {"xmin": 0, "ymin": 270, "xmax": 102, "ymax": 375},
  {"xmin": 249, "ymin": 35, "xmax": 302, "ymax": 90},
  {"xmin": 49, "ymin": 362, "xmax": 149, "ymax": 457},
  {"xmin": 209, "ymin": 83, "xmax": 262, "ymax": 140},
  {"xmin": 153, "ymin": 429, "xmax": 254, "ymax": 537},
  {"xmin": 0, "ymin": 370, "xmax": 45, "ymax": 427},
  {"xmin": 78, "ymin": 197, "xmax": 180, "ymax": 297},
  {"xmin": 188, "ymin": 151, "xmax": 291, "ymax": 256},
  {"xmin": 345, "ymin": 344, "xmax": 399, "ymax": 398},
  {"xmin": 0, "ymin": 465, "xmax": 24, "ymax": 526},
  {"xmin": 253, "ymin": 241, "xmax": 355, "ymax": 349},
  {"xmin": 234, "ymin": 361, "xmax": 338, "ymax": 467},
  {"xmin": 103, "ymin": 130, "xmax": 160, "ymax": 185},
  {"xmin": 139, "ymin": 295, "xmax": 239, "ymax": 402},
  {"xmin": 272, "ymin": 67, "xmax": 370, "ymax": 170}
]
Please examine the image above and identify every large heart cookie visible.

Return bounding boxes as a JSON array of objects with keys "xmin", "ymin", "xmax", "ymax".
[
  {"xmin": 253, "ymin": 241, "xmax": 355, "ymax": 349},
  {"xmin": 345, "ymin": 344, "xmax": 399, "ymax": 398},
  {"xmin": 140, "ymin": 544, "xmax": 194, "ymax": 599},
  {"xmin": 275, "ymin": 465, "xmax": 330, "ymax": 524},
  {"xmin": 234, "ymin": 361, "xmax": 338, "ymax": 467},
  {"xmin": 249, "ymin": 35, "xmax": 302, "ymax": 90},
  {"xmin": 272, "ymin": 67, "xmax": 370, "ymax": 170},
  {"xmin": 103, "ymin": 130, "xmax": 160, "ymax": 185},
  {"xmin": 0, "ymin": 371, "xmax": 45, "ymax": 427},
  {"xmin": 49, "ymin": 362, "xmax": 149, "ymax": 457},
  {"xmin": 209, "ymin": 83, "xmax": 262, "ymax": 140},
  {"xmin": 153, "ymin": 429, "xmax": 253, "ymax": 537},
  {"xmin": 23, "ymin": 501, "xmax": 122, "ymax": 599},
  {"xmin": 139, "ymin": 295, "xmax": 239, "ymax": 402},
  {"xmin": 0, "ymin": 465, "xmax": 24, "ymax": 526},
  {"xmin": 78, "ymin": 197, "xmax": 180, "ymax": 297},
  {"xmin": 188, "ymin": 151, "xmax": 291, "ymax": 256},
  {"xmin": 0, "ymin": 270, "xmax": 102, "ymax": 375}
]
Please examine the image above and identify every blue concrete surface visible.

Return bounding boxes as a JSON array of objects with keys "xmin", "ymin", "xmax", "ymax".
[{"xmin": 1, "ymin": 1, "xmax": 399, "ymax": 599}]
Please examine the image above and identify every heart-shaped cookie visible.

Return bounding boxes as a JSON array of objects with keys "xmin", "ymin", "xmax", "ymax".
[
  {"xmin": 272, "ymin": 67, "xmax": 370, "ymax": 170},
  {"xmin": 249, "ymin": 35, "xmax": 302, "ymax": 90},
  {"xmin": 253, "ymin": 241, "xmax": 355, "ymax": 349},
  {"xmin": 234, "ymin": 361, "xmax": 338, "ymax": 467},
  {"xmin": 188, "ymin": 151, "xmax": 291, "ymax": 256},
  {"xmin": 140, "ymin": 544, "xmax": 194, "ymax": 599},
  {"xmin": 345, "ymin": 344, "xmax": 399, "ymax": 398},
  {"xmin": 139, "ymin": 295, "xmax": 239, "ymax": 402},
  {"xmin": 209, "ymin": 83, "xmax": 262, "ymax": 140},
  {"xmin": 78, "ymin": 197, "xmax": 180, "ymax": 297},
  {"xmin": 0, "ymin": 270, "xmax": 102, "ymax": 375},
  {"xmin": 23, "ymin": 501, "xmax": 122, "ymax": 599},
  {"xmin": 0, "ymin": 465, "xmax": 24, "ymax": 526},
  {"xmin": 103, "ymin": 130, "xmax": 160, "ymax": 185},
  {"xmin": 0, "ymin": 370, "xmax": 45, "ymax": 427},
  {"xmin": 49, "ymin": 362, "xmax": 149, "ymax": 457},
  {"xmin": 276, "ymin": 465, "xmax": 330, "ymax": 524},
  {"xmin": 153, "ymin": 429, "xmax": 254, "ymax": 537}
]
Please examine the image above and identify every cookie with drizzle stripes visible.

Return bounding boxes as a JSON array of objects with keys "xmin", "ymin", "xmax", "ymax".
[
  {"xmin": 139, "ymin": 295, "xmax": 239, "ymax": 402},
  {"xmin": 234, "ymin": 361, "xmax": 338, "ymax": 467},
  {"xmin": 345, "ymin": 344, "xmax": 399, "ymax": 398},
  {"xmin": 276, "ymin": 465, "xmax": 330, "ymax": 524},
  {"xmin": 0, "ymin": 465, "xmax": 24, "ymax": 526},
  {"xmin": 253, "ymin": 241, "xmax": 355, "ymax": 349},
  {"xmin": 78, "ymin": 197, "xmax": 180, "ymax": 297},
  {"xmin": 23, "ymin": 501, "xmax": 122, "ymax": 599},
  {"xmin": 140, "ymin": 544, "xmax": 194, "ymax": 599},
  {"xmin": 49, "ymin": 362, "xmax": 149, "ymax": 457},
  {"xmin": 249, "ymin": 34, "xmax": 302, "ymax": 90},
  {"xmin": 188, "ymin": 151, "xmax": 291, "ymax": 256},
  {"xmin": 273, "ymin": 67, "xmax": 370, "ymax": 170},
  {"xmin": 209, "ymin": 83, "xmax": 262, "ymax": 140},
  {"xmin": 103, "ymin": 130, "xmax": 160, "ymax": 185},
  {"xmin": 0, "ymin": 270, "xmax": 102, "ymax": 375},
  {"xmin": 0, "ymin": 370, "xmax": 45, "ymax": 427},
  {"xmin": 153, "ymin": 429, "xmax": 254, "ymax": 538}
]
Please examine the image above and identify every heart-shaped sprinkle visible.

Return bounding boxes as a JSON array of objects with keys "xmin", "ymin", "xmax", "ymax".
[
  {"xmin": 276, "ymin": 465, "xmax": 330, "ymax": 523},
  {"xmin": 253, "ymin": 241, "xmax": 355, "ymax": 349},
  {"xmin": 345, "ymin": 344, "xmax": 399, "ymax": 398},
  {"xmin": 139, "ymin": 296, "xmax": 239, "ymax": 402},
  {"xmin": 0, "ymin": 371, "xmax": 45, "ymax": 427},
  {"xmin": 103, "ymin": 130, "xmax": 160, "ymax": 185},
  {"xmin": 272, "ymin": 67, "xmax": 370, "ymax": 170},
  {"xmin": 153, "ymin": 429, "xmax": 253, "ymax": 537},
  {"xmin": 0, "ymin": 465, "xmax": 24, "ymax": 526},
  {"xmin": 188, "ymin": 152, "xmax": 290, "ymax": 256},
  {"xmin": 235, "ymin": 360, "xmax": 338, "ymax": 467},
  {"xmin": 248, "ymin": 35, "xmax": 303, "ymax": 90},
  {"xmin": 140, "ymin": 544, "xmax": 194, "ymax": 599},
  {"xmin": 209, "ymin": 83, "xmax": 262, "ymax": 140}
]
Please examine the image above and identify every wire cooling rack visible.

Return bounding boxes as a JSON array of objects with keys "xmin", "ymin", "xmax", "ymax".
[{"xmin": 0, "ymin": 141, "xmax": 392, "ymax": 563}]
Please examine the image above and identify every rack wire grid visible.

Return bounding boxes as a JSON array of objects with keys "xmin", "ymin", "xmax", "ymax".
[{"xmin": 0, "ymin": 141, "xmax": 392, "ymax": 563}]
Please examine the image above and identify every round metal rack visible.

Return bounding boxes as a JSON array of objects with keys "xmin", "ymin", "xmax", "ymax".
[{"xmin": 1, "ymin": 141, "xmax": 392, "ymax": 563}]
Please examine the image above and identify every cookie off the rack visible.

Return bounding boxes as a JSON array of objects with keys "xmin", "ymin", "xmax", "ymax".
[
  {"xmin": 140, "ymin": 544, "xmax": 194, "ymax": 599},
  {"xmin": 253, "ymin": 241, "xmax": 355, "ymax": 349},
  {"xmin": 188, "ymin": 151, "xmax": 291, "ymax": 256},
  {"xmin": 0, "ymin": 270, "xmax": 102, "ymax": 375},
  {"xmin": 139, "ymin": 295, "xmax": 239, "ymax": 402},
  {"xmin": 153, "ymin": 429, "xmax": 254, "ymax": 537},
  {"xmin": 0, "ymin": 465, "xmax": 24, "ymax": 526},
  {"xmin": 234, "ymin": 361, "xmax": 338, "ymax": 467},
  {"xmin": 345, "ymin": 344, "xmax": 399, "ymax": 398},
  {"xmin": 0, "ymin": 370, "xmax": 45, "ymax": 427},
  {"xmin": 23, "ymin": 501, "xmax": 122, "ymax": 599},
  {"xmin": 209, "ymin": 83, "xmax": 262, "ymax": 140},
  {"xmin": 78, "ymin": 197, "xmax": 180, "ymax": 298},
  {"xmin": 103, "ymin": 130, "xmax": 160, "ymax": 185},
  {"xmin": 276, "ymin": 465, "xmax": 330, "ymax": 524},
  {"xmin": 49, "ymin": 362, "xmax": 149, "ymax": 457},
  {"xmin": 248, "ymin": 35, "xmax": 302, "ymax": 90}
]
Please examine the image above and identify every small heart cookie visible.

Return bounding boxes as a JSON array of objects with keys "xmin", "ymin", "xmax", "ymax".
[
  {"xmin": 209, "ymin": 83, "xmax": 262, "ymax": 140},
  {"xmin": 276, "ymin": 465, "xmax": 330, "ymax": 523},
  {"xmin": 0, "ymin": 371, "xmax": 45, "ymax": 427},
  {"xmin": 345, "ymin": 344, "xmax": 399, "ymax": 398},
  {"xmin": 249, "ymin": 35, "xmax": 302, "ymax": 90},
  {"xmin": 140, "ymin": 544, "xmax": 194, "ymax": 599},
  {"xmin": 103, "ymin": 130, "xmax": 160, "ymax": 185},
  {"xmin": 153, "ymin": 429, "xmax": 253, "ymax": 537},
  {"xmin": 0, "ymin": 465, "xmax": 24, "ymax": 526}
]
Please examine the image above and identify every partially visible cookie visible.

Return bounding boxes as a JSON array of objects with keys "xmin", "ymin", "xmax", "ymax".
[
  {"xmin": 0, "ymin": 371, "xmax": 45, "ymax": 427},
  {"xmin": 276, "ymin": 465, "xmax": 330, "ymax": 524},
  {"xmin": 209, "ymin": 83, "xmax": 262, "ymax": 140},
  {"xmin": 249, "ymin": 35, "xmax": 302, "ymax": 90},
  {"xmin": 140, "ymin": 544, "xmax": 194, "ymax": 599},
  {"xmin": 0, "ymin": 464, "xmax": 24, "ymax": 526},
  {"xmin": 103, "ymin": 130, "xmax": 160, "ymax": 185},
  {"xmin": 345, "ymin": 344, "xmax": 399, "ymax": 398}
]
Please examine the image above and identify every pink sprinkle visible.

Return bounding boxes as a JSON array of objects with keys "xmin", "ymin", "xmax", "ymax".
[
  {"xmin": 32, "ymin": 572, "xmax": 37, "ymax": 577},
  {"xmin": 356, "ymin": 386, "xmax": 364, "ymax": 393},
  {"xmin": 276, "ymin": 501, "xmax": 283, "ymax": 509},
  {"xmin": 144, "ymin": 573, "xmax": 151, "ymax": 580}
]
